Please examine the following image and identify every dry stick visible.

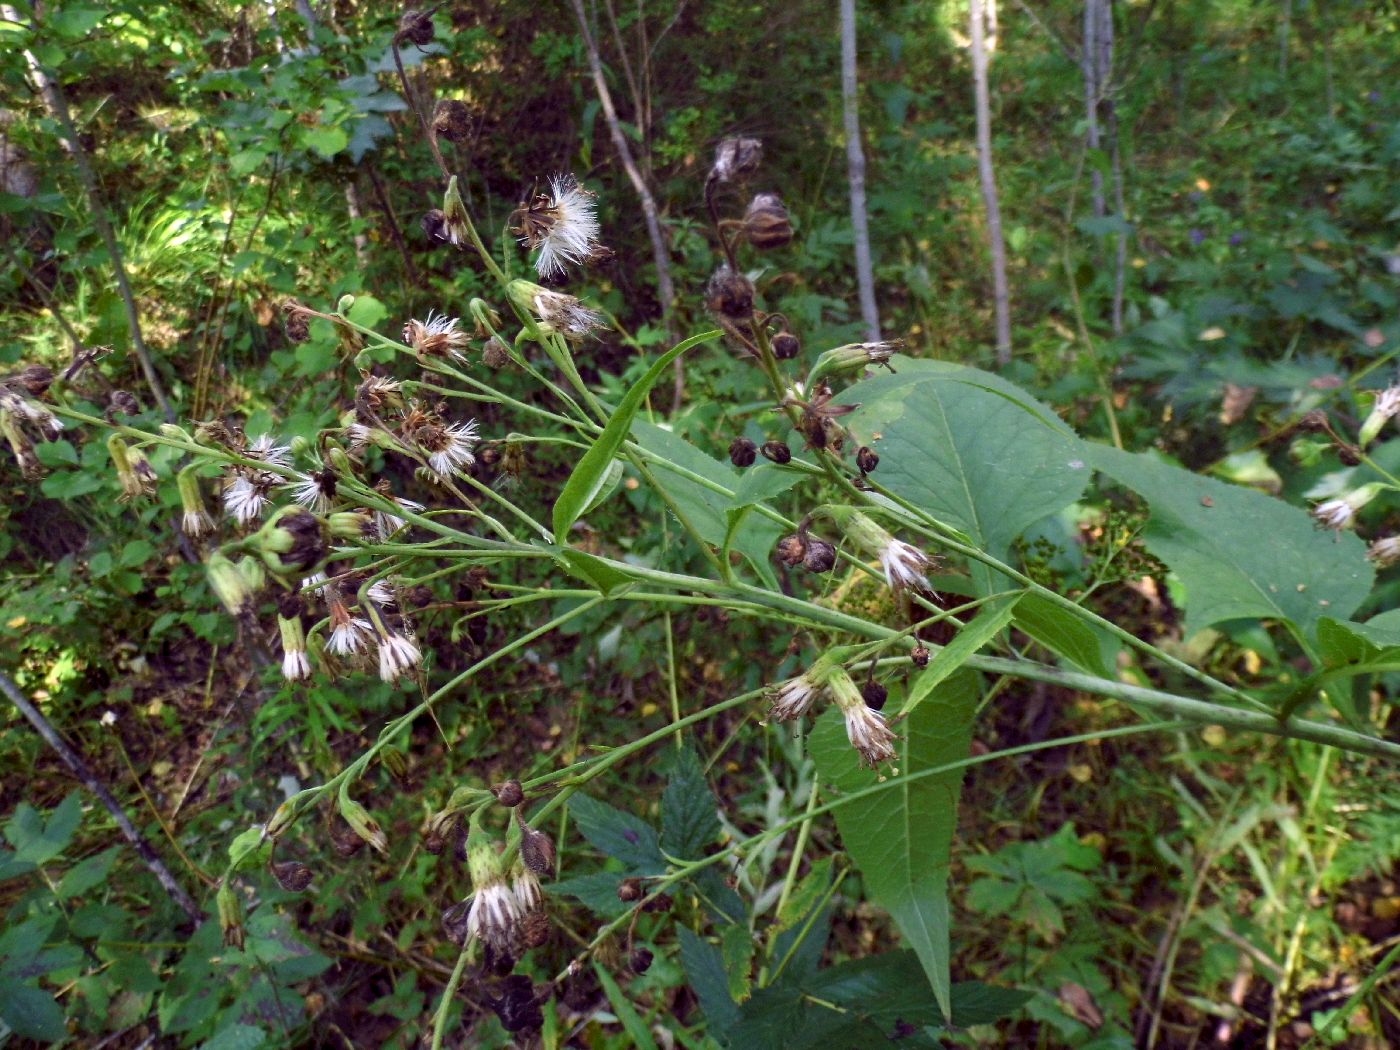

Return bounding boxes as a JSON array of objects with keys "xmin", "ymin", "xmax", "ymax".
[
  {"xmin": 566, "ymin": 0, "xmax": 680, "ymax": 399},
  {"xmin": 5, "ymin": 7, "xmax": 174, "ymax": 423},
  {"xmin": 0, "ymin": 670, "xmax": 204, "ymax": 925},
  {"xmin": 969, "ymin": 0, "xmax": 1013, "ymax": 365},
  {"xmin": 840, "ymin": 0, "xmax": 881, "ymax": 342}
]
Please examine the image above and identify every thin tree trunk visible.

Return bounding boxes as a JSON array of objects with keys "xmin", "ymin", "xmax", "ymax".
[
  {"xmin": 840, "ymin": 0, "xmax": 881, "ymax": 342},
  {"xmin": 345, "ymin": 180, "xmax": 369, "ymax": 267},
  {"xmin": 6, "ymin": 4, "xmax": 175, "ymax": 421},
  {"xmin": 1083, "ymin": 0, "xmax": 1105, "ymax": 220},
  {"xmin": 970, "ymin": 0, "xmax": 1012, "ymax": 363},
  {"xmin": 0, "ymin": 670, "xmax": 204, "ymax": 925}
]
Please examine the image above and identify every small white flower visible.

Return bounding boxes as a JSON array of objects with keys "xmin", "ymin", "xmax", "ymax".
[
  {"xmin": 377, "ymin": 632, "xmax": 421, "ymax": 681},
  {"xmin": 1370, "ymin": 536, "xmax": 1400, "ymax": 567},
  {"xmin": 223, "ymin": 475, "xmax": 269, "ymax": 526},
  {"xmin": 245, "ymin": 434, "xmax": 292, "ymax": 467},
  {"xmin": 769, "ymin": 676, "xmax": 820, "ymax": 722},
  {"xmin": 99, "ymin": 710, "xmax": 118, "ymax": 727},
  {"xmin": 403, "ymin": 311, "xmax": 471, "ymax": 360},
  {"xmin": 842, "ymin": 701, "xmax": 898, "ymax": 768},
  {"xmin": 879, "ymin": 539, "xmax": 932, "ymax": 592},
  {"xmin": 417, "ymin": 420, "xmax": 480, "ymax": 479},
  {"xmin": 1376, "ymin": 386, "xmax": 1400, "ymax": 419},
  {"xmin": 512, "ymin": 864, "xmax": 543, "ymax": 913},
  {"xmin": 365, "ymin": 580, "xmax": 396, "ymax": 607},
  {"xmin": 182, "ymin": 507, "xmax": 215, "ymax": 539},
  {"xmin": 327, "ymin": 615, "xmax": 373, "ymax": 656},
  {"xmin": 1314, "ymin": 499, "xmax": 1355, "ymax": 530},
  {"xmin": 519, "ymin": 174, "xmax": 603, "ymax": 279},
  {"xmin": 467, "ymin": 882, "xmax": 521, "ymax": 951},
  {"xmin": 286, "ymin": 469, "xmax": 336, "ymax": 513},
  {"xmin": 281, "ymin": 648, "xmax": 311, "ymax": 681},
  {"xmin": 346, "ymin": 422, "xmax": 377, "ymax": 452}
]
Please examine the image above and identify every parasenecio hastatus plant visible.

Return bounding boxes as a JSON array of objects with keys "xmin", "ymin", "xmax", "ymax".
[{"xmin": 8, "ymin": 14, "xmax": 1400, "ymax": 1043}]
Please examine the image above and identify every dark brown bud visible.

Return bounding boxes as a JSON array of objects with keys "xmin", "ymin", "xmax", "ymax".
[
  {"xmin": 729, "ymin": 436, "xmax": 758, "ymax": 467},
  {"xmin": 421, "ymin": 208, "xmax": 450, "ymax": 245},
  {"xmin": 521, "ymin": 909, "xmax": 551, "ymax": 949},
  {"xmin": 911, "ymin": 645, "xmax": 930, "ymax": 669},
  {"xmin": 761, "ymin": 440, "xmax": 791, "ymax": 464},
  {"xmin": 397, "ymin": 7, "xmax": 435, "ymax": 45},
  {"xmin": 108, "ymin": 389, "xmax": 141, "ymax": 417},
  {"xmin": 629, "ymin": 947, "xmax": 655, "ymax": 974},
  {"xmin": 1338, "ymin": 443, "xmax": 1362, "ymax": 467},
  {"xmin": 862, "ymin": 680, "xmax": 888, "ymax": 712},
  {"xmin": 1297, "ymin": 410, "xmax": 1331, "ymax": 433},
  {"xmin": 493, "ymin": 779, "xmax": 525, "ymax": 808},
  {"xmin": 803, "ymin": 539, "xmax": 837, "ymax": 573},
  {"xmin": 276, "ymin": 591, "xmax": 305, "ymax": 620},
  {"xmin": 771, "ymin": 331, "xmax": 800, "ymax": 360},
  {"xmin": 424, "ymin": 830, "xmax": 446, "ymax": 855},
  {"xmin": 432, "ymin": 99, "xmax": 471, "ymax": 143},
  {"xmin": 482, "ymin": 335, "xmax": 511, "ymax": 368},
  {"xmin": 520, "ymin": 823, "xmax": 557, "ymax": 878},
  {"xmin": 15, "ymin": 364, "xmax": 54, "ymax": 396},
  {"xmin": 283, "ymin": 302, "xmax": 310, "ymax": 343},
  {"xmin": 271, "ymin": 860, "xmax": 314, "ymax": 892},
  {"xmin": 705, "ymin": 266, "xmax": 755, "ymax": 324},
  {"xmin": 641, "ymin": 892, "xmax": 672, "ymax": 913},
  {"xmin": 744, "ymin": 193, "xmax": 792, "ymax": 250},
  {"xmin": 856, "ymin": 446, "xmax": 880, "ymax": 474},
  {"xmin": 776, "ymin": 534, "xmax": 806, "ymax": 567},
  {"xmin": 709, "ymin": 136, "xmax": 763, "ymax": 184},
  {"xmin": 618, "ymin": 877, "xmax": 643, "ymax": 902}
]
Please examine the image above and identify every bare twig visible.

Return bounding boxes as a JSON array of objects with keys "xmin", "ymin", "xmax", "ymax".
[{"xmin": 0, "ymin": 669, "xmax": 204, "ymax": 925}]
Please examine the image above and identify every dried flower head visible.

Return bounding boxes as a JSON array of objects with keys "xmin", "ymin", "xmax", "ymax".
[
  {"xmin": 1369, "ymin": 536, "xmax": 1400, "ymax": 567},
  {"xmin": 432, "ymin": 98, "xmax": 472, "ymax": 143},
  {"xmin": 508, "ymin": 280, "xmax": 605, "ymax": 339},
  {"xmin": 705, "ymin": 265, "xmax": 755, "ymax": 325},
  {"xmin": 404, "ymin": 312, "xmax": 471, "ymax": 361},
  {"xmin": 1313, "ymin": 484, "xmax": 1384, "ymax": 531},
  {"xmin": 743, "ymin": 192, "xmax": 792, "ymax": 250},
  {"xmin": 376, "ymin": 629, "xmax": 421, "ymax": 682},
  {"xmin": 729, "ymin": 436, "xmax": 758, "ymax": 467},
  {"xmin": 830, "ymin": 671, "xmax": 898, "ymax": 767},
  {"xmin": 514, "ymin": 174, "xmax": 604, "ymax": 279},
  {"xmin": 409, "ymin": 417, "xmax": 479, "ymax": 480},
  {"xmin": 708, "ymin": 136, "xmax": 763, "ymax": 185}
]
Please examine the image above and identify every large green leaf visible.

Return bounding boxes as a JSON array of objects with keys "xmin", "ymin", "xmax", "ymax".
[
  {"xmin": 901, "ymin": 594, "xmax": 1019, "ymax": 716},
  {"xmin": 1087, "ymin": 445, "xmax": 1373, "ymax": 639},
  {"xmin": 838, "ymin": 361, "xmax": 1090, "ymax": 593},
  {"xmin": 809, "ymin": 669, "xmax": 980, "ymax": 1019},
  {"xmin": 554, "ymin": 330, "xmax": 715, "ymax": 539}
]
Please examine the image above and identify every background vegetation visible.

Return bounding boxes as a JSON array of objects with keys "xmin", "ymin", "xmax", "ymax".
[{"xmin": 3, "ymin": 0, "xmax": 1400, "ymax": 1046}]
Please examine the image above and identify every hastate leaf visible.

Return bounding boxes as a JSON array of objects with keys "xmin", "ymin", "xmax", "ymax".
[
  {"xmin": 1087, "ymin": 445, "xmax": 1373, "ymax": 638},
  {"xmin": 809, "ymin": 669, "xmax": 980, "ymax": 1020}
]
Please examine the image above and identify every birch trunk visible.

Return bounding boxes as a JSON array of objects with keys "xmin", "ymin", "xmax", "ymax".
[
  {"xmin": 970, "ymin": 0, "xmax": 1012, "ymax": 363},
  {"xmin": 840, "ymin": 0, "xmax": 881, "ymax": 341}
]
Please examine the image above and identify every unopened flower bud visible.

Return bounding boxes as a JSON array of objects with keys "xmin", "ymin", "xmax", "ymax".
[
  {"xmin": 706, "ymin": 266, "xmax": 754, "ymax": 324},
  {"xmin": 207, "ymin": 551, "xmax": 257, "ymax": 617},
  {"xmin": 729, "ymin": 436, "xmax": 757, "ymax": 467},
  {"xmin": 432, "ymin": 98, "xmax": 471, "ymax": 143},
  {"xmin": 254, "ymin": 507, "xmax": 329, "ymax": 577},
  {"xmin": 283, "ymin": 302, "xmax": 310, "ymax": 343},
  {"xmin": 338, "ymin": 796, "xmax": 389, "ymax": 854},
  {"xmin": 803, "ymin": 539, "xmax": 837, "ymax": 573},
  {"xmin": 618, "ymin": 877, "xmax": 643, "ymax": 902},
  {"xmin": 217, "ymin": 882, "xmax": 245, "ymax": 949},
  {"xmin": 441, "ymin": 176, "xmax": 472, "ymax": 250},
  {"xmin": 326, "ymin": 511, "xmax": 374, "ymax": 540},
  {"xmin": 856, "ymin": 446, "xmax": 879, "ymax": 474},
  {"xmin": 177, "ymin": 464, "xmax": 215, "ymax": 538},
  {"xmin": 743, "ymin": 193, "xmax": 792, "ymax": 250},
  {"xmin": 271, "ymin": 860, "xmax": 314, "ymax": 892},
  {"xmin": 108, "ymin": 389, "xmax": 140, "ymax": 417},
  {"xmin": 518, "ymin": 820, "xmax": 557, "ymax": 878},
  {"xmin": 493, "ymin": 779, "xmax": 525, "ymax": 807},
  {"xmin": 630, "ymin": 947, "xmax": 655, "ymax": 974},
  {"xmin": 771, "ymin": 330, "xmax": 800, "ymax": 360},
  {"xmin": 761, "ymin": 440, "xmax": 791, "ymax": 464},
  {"xmin": 911, "ymin": 645, "xmax": 930, "ymax": 668},
  {"xmin": 776, "ymin": 534, "xmax": 806, "ymax": 566},
  {"xmin": 397, "ymin": 7, "xmax": 435, "ymax": 44}
]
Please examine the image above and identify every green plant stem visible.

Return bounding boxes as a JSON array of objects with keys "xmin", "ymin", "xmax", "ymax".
[{"xmin": 429, "ymin": 939, "xmax": 476, "ymax": 1050}]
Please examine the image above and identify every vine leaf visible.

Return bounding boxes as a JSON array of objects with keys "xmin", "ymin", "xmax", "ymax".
[
  {"xmin": 1087, "ymin": 445, "xmax": 1373, "ymax": 639},
  {"xmin": 810, "ymin": 669, "xmax": 980, "ymax": 1019}
]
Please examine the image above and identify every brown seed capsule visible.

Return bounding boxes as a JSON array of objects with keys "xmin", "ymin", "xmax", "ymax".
[
  {"xmin": 14, "ymin": 364, "xmax": 54, "ymax": 396},
  {"xmin": 911, "ymin": 645, "xmax": 930, "ymax": 669},
  {"xmin": 629, "ymin": 947, "xmax": 655, "ymax": 974},
  {"xmin": 432, "ymin": 99, "xmax": 471, "ymax": 143},
  {"xmin": 744, "ymin": 193, "xmax": 793, "ymax": 250},
  {"xmin": 862, "ymin": 680, "xmax": 888, "ymax": 712},
  {"xmin": 521, "ymin": 909, "xmax": 551, "ymax": 949},
  {"xmin": 519, "ymin": 823, "xmax": 557, "ymax": 878},
  {"xmin": 618, "ymin": 877, "xmax": 643, "ymax": 902},
  {"xmin": 271, "ymin": 860, "xmax": 314, "ymax": 892},
  {"xmin": 283, "ymin": 302, "xmax": 310, "ymax": 343},
  {"xmin": 397, "ymin": 7, "xmax": 435, "ymax": 45},
  {"xmin": 493, "ymin": 780, "xmax": 525, "ymax": 808},
  {"xmin": 108, "ymin": 389, "xmax": 141, "ymax": 417},
  {"xmin": 421, "ymin": 208, "xmax": 450, "ymax": 245},
  {"xmin": 775, "ymin": 534, "xmax": 807, "ymax": 567},
  {"xmin": 803, "ymin": 539, "xmax": 836, "ymax": 573},
  {"xmin": 771, "ymin": 331, "xmax": 800, "ymax": 360},
  {"xmin": 1338, "ymin": 443, "xmax": 1363, "ymax": 467},
  {"xmin": 482, "ymin": 335, "xmax": 511, "ymax": 368},
  {"xmin": 761, "ymin": 440, "xmax": 791, "ymax": 464},
  {"xmin": 856, "ymin": 446, "xmax": 879, "ymax": 474},
  {"xmin": 276, "ymin": 591, "xmax": 305, "ymax": 620},
  {"xmin": 1297, "ymin": 410, "xmax": 1331, "ymax": 433},
  {"xmin": 706, "ymin": 266, "xmax": 755, "ymax": 324},
  {"xmin": 729, "ymin": 437, "xmax": 758, "ymax": 467}
]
